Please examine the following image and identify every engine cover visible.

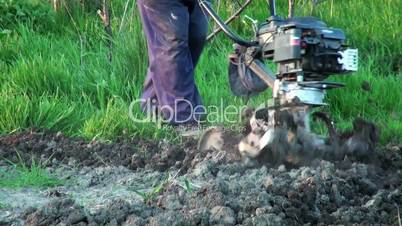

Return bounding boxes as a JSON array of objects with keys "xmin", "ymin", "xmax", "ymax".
[{"xmin": 257, "ymin": 16, "xmax": 357, "ymax": 80}]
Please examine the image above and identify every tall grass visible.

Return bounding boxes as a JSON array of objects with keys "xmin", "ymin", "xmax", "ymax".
[{"xmin": 0, "ymin": 0, "xmax": 400, "ymax": 143}]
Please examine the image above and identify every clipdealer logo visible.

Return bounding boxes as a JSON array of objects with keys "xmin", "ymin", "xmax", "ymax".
[{"xmin": 128, "ymin": 98, "xmax": 250, "ymax": 124}]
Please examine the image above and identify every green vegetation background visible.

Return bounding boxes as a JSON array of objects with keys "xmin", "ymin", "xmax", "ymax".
[{"xmin": 0, "ymin": 0, "xmax": 401, "ymax": 143}]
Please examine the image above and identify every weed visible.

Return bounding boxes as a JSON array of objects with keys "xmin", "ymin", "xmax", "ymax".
[
  {"xmin": 133, "ymin": 176, "xmax": 169, "ymax": 204},
  {"xmin": 132, "ymin": 171, "xmax": 182, "ymax": 203},
  {"xmin": 0, "ymin": 151, "xmax": 63, "ymax": 188},
  {"xmin": 0, "ymin": 202, "xmax": 7, "ymax": 209},
  {"xmin": 184, "ymin": 179, "xmax": 192, "ymax": 193}
]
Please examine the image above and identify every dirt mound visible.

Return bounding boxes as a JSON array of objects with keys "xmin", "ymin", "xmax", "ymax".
[
  {"xmin": 0, "ymin": 129, "xmax": 189, "ymax": 171},
  {"xmin": 1, "ymin": 130, "xmax": 402, "ymax": 225},
  {"xmin": 14, "ymin": 161, "xmax": 402, "ymax": 225},
  {"xmin": 0, "ymin": 129, "xmax": 244, "ymax": 174}
]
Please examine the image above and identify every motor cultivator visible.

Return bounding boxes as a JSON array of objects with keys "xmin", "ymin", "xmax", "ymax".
[{"xmin": 197, "ymin": 0, "xmax": 378, "ymax": 164}]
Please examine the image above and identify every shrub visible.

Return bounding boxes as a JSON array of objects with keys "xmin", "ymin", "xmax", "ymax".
[{"xmin": 0, "ymin": 0, "xmax": 56, "ymax": 32}]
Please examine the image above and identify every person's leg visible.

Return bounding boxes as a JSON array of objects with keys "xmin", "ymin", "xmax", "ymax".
[
  {"xmin": 137, "ymin": 0, "xmax": 204, "ymax": 124},
  {"xmin": 188, "ymin": 2, "xmax": 209, "ymax": 66},
  {"xmin": 137, "ymin": 1, "xmax": 158, "ymax": 116},
  {"xmin": 187, "ymin": 1, "xmax": 209, "ymax": 121}
]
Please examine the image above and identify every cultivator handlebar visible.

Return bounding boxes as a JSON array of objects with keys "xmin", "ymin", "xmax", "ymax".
[{"xmin": 199, "ymin": 0, "xmax": 257, "ymax": 47}]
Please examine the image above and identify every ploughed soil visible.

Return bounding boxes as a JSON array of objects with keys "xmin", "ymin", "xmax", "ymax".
[{"xmin": 0, "ymin": 129, "xmax": 402, "ymax": 226}]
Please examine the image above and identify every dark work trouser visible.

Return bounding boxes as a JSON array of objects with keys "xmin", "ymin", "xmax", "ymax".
[{"xmin": 137, "ymin": 0, "xmax": 209, "ymax": 124}]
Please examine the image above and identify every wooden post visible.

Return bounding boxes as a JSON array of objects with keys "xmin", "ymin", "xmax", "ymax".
[
  {"xmin": 97, "ymin": 0, "xmax": 113, "ymax": 62},
  {"xmin": 50, "ymin": 0, "xmax": 59, "ymax": 11},
  {"xmin": 288, "ymin": 0, "xmax": 295, "ymax": 18}
]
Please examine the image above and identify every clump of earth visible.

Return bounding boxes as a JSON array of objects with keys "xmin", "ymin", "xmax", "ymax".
[{"xmin": 0, "ymin": 129, "xmax": 401, "ymax": 225}]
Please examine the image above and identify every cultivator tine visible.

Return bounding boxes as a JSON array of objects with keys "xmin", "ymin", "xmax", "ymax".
[
  {"xmin": 197, "ymin": 127, "xmax": 225, "ymax": 152},
  {"xmin": 197, "ymin": 104, "xmax": 379, "ymax": 167}
]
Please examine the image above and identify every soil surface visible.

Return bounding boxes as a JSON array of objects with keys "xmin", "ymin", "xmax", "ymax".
[{"xmin": 0, "ymin": 129, "xmax": 402, "ymax": 226}]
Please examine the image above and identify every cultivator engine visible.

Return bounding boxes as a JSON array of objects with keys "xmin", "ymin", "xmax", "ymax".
[{"xmin": 197, "ymin": 0, "xmax": 376, "ymax": 164}]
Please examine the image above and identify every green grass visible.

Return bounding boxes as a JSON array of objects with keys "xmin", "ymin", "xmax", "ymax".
[
  {"xmin": 133, "ymin": 173, "xmax": 170, "ymax": 203},
  {"xmin": 0, "ymin": 0, "xmax": 401, "ymax": 143},
  {"xmin": 0, "ymin": 202, "xmax": 7, "ymax": 209},
  {"xmin": 0, "ymin": 155, "xmax": 63, "ymax": 188}
]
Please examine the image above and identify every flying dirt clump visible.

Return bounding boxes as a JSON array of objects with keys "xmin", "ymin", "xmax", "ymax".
[{"xmin": 199, "ymin": 107, "xmax": 381, "ymax": 168}]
